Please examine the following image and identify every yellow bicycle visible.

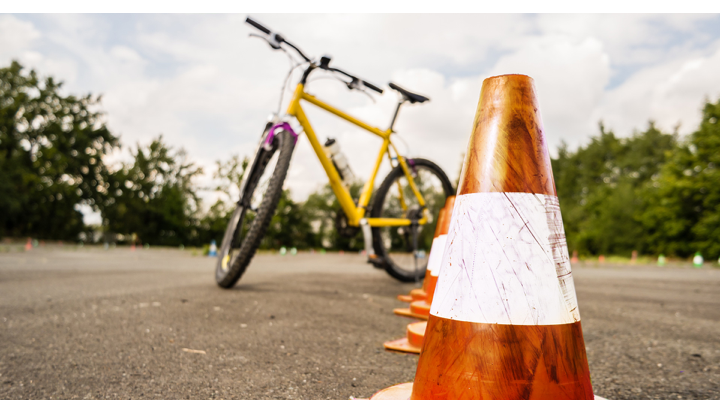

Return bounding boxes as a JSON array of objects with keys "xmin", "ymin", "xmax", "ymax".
[{"xmin": 216, "ymin": 17, "xmax": 454, "ymax": 288}]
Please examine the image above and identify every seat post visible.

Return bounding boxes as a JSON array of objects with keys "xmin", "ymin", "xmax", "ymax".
[{"xmin": 388, "ymin": 98, "xmax": 406, "ymax": 132}]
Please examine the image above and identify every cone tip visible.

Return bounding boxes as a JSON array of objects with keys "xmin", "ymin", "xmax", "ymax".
[
  {"xmin": 460, "ymin": 72, "xmax": 554, "ymax": 196},
  {"xmin": 484, "ymin": 73, "xmax": 532, "ymax": 80},
  {"xmin": 481, "ymin": 74, "xmax": 535, "ymax": 89}
]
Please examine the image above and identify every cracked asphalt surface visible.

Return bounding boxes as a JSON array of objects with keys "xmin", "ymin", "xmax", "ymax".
[{"xmin": 1, "ymin": 247, "xmax": 719, "ymax": 399}]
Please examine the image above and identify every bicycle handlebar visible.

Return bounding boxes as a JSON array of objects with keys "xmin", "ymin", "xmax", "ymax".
[
  {"xmin": 361, "ymin": 80, "xmax": 384, "ymax": 94},
  {"xmin": 245, "ymin": 16, "xmax": 383, "ymax": 95},
  {"xmin": 246, "ymin": 17, "xmax": 271, "ymax": 35},
  {"xmin": 328, "ymin": 67, "xmax": 383, "ymax": 94}
]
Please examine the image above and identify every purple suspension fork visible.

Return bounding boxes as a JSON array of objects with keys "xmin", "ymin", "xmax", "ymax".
[
  {"xmin": 263, "ymin": 122, "xmax": 299, "ymax": 150},
  {"xmin": 237, "ymin": 122, "xmax": 298, "ymax": 207}
]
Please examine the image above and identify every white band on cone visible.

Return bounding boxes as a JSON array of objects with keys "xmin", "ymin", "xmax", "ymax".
[
  {"xmin": 431, "ymin": 192, "xmax": 580, "ymax": 325},
  {"xmin": 426, "ymin": 235, "xmax": 447, "ymax": 276}
]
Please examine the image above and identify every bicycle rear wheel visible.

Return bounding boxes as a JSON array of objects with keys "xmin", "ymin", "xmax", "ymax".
[
  {"xmin": 371, "ymin": 158, "xmax": 454, "ymax": 282},
  {"xmin": 215, "ymin": 129, "xmax": 295, "ymax": 288}
]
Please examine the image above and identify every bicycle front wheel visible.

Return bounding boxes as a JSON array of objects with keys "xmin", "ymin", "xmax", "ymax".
[
  {"xmin": 215, "ymin": 129, "xmax": 295, "ymax": 288},
  {"xmin": 371, "ymin": 158, "xmax": 454, "ymax": 282}
]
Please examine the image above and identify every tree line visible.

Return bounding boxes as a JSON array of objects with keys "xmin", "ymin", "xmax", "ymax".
[
  {"xmin": 1, "ymin": 61, "xmax": 718, "ymax": 258},
  {"xmin": 0, "ymin": 61, "xmax": 365, "ymax": 250},
  {"xmin": 553, "ymin": 101, "xmax": 720, "ymax": 259}
]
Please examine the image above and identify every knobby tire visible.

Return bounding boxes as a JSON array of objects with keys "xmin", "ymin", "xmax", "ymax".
[
  {"xmin": 215, "ymin": 131, "xmax": 295, "ymax": 288},
  {"xmin": 370, "ymin": 158, "xmax": 454, "ymax": 282}
]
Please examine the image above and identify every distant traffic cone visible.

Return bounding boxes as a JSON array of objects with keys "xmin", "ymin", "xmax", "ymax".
[
  {"xmin": 360, "ymin": 74, "xmax": 598, "ymax": 400},
  {"xmin": 385, "ymin": 198, "xmax": 455, "ymax": 353},
  {"xmin": 393, "ymin": 196, "xmax": 456, "ymax": 321},
  {"xmin": 657, "ymin": 254, "xmax": 666, "ymax": 266},
  {"xmin": 382, "ymin": 320, "xmax": 427, "ymax": 355},
  {"xmin": 24, "ymin": 238, "xmax": 32, "ymax": 251},
  {"xmin": 693, "ymin": 252, "xmax": 704, "ymax": 267},
  {"xmin": 131, "ymin": 242, "xmax": 136, "ymax": 251},
  {"xmin": 397, "ymin": 204, "xmax": 448, "ymax": 303}
]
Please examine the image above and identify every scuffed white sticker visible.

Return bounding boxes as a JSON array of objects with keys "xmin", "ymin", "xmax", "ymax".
[
  {"xmin": 426, "ymin": 234, "xmax": 447, "ymax": 275},
  {"xmin": 430, "ymin": 192, "xmax": 580, "ymax": 325}
]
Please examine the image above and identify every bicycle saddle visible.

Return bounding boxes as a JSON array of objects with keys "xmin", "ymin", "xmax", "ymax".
[{"xmin": 389, "ymin": 82, "xmax": 430, "ymax": 104}]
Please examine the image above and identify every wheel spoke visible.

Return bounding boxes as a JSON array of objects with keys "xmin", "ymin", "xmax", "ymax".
[
  {"xmin": 375, "ymin": 162, "xmax": 450, "ymax": 279},
  {"xmin": 216, "ymin": 133, "xmax": 294, "ymax": 288}
]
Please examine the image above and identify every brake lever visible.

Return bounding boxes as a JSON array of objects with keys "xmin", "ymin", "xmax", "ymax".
[
  {"xmin": 249, "ymin": 33, "xmax": 282, "ymax": 50},
  {"xmin": 347, "ymin": 78, "xmax": 376, "ymax": 103},
  {"xmin": 359, "ymin": 88, "xmax": 376, "ymax": 103}
]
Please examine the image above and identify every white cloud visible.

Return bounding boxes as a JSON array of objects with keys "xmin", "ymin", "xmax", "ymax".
[
  {"xmin": 3, "ymin": 13, "xmax": 720, "ymax": 210},
  {"xmin": 487, "ymin": 34, "xmax": 611, "ymax": 150},
  {"xmin": 0, "ymin": 15, "xmax": 40, "ymax": 57},
  {"xmin": 536, "ymin": 14, "xmax": 718, "ymax": 67},
  {"xmin": 595, "ymin": 40, "xmax": 720, "ymax": 136}
]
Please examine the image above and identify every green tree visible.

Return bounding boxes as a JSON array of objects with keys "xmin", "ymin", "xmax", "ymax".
[
  {"xmin": 260, "ymin": 189, "xmax": 316, "ymax": 249},
  {"xmin": 195, "ymin": 155, "xmax": 249, "ymax": 245},
  {"xmin": 196, "ymin": 199, "xmax": 233, "ymax": 246},
  {"xmin": 552, "ymin": 122, "xmax": 676, "ymax": 256},
  {"xmin": 101, "ymin": 136, "xmax": 202, "ymax": 246},
  {"xmin": 212, "ymin": 154, "xmax": 248, "ymax": 200},
  {"xmin": 641, "ymin": 98, "xmax": 720, "ymax": 258},
  {"xmin": 302, "ymin": 182, "xmax": 365, "ymax": 250},
  {"xmin": 0, "ymin": 61, "xmax": 119, "ymax": 239},
  {"xmin": 200, "ymin": 154, "xmax": 318, "ymax": 249}
]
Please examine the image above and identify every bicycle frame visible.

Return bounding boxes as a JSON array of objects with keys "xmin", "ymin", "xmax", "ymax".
[{"xmin": 285, "ymin": 83, "xmax": 428, "ymax": 228}]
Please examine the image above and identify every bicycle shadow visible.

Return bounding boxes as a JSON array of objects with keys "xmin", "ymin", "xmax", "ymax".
[{"xmin": 230, "ymin": 282, "xmax": 280, "ymax": 293}]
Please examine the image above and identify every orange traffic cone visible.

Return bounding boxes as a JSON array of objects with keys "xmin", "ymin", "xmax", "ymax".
[
  {"xmin": 386, "ymin": 197, "xmax": 456, "ymax": 353},
  {"xmin": 359, "ymin": 74, "xmax": 598, "ymax": 400},
  {"xmin": 393, "ymin": 196, "xmax": 456, "ymax": 322},
  {"xmin": 393, "ymin": 196, "xmax": 455, "ymax": 319},
  {"xmin": 396, "ymin": 204, "xmax": 449, "ymax": 303},
  {"xmin": 382, "ymin": 320, "xmax": 427, "ymax": 354},
  {"xmin": 25, "ymin": 238, "xmax": 32, "ymax": 251}
]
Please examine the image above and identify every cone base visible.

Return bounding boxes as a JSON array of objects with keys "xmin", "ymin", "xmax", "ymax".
[
  {"xmin": 409, "ymin": 288, "xmax": 427, "ymax": 301},
  {"xmin": 396, "ymin": 294, "xmax": 413, "ymax": 303},
  {"xmin": 406, "ymin": 321, "xmax": 426, "ymax": 347},
  {"xmin": 383, "ymin": 338, "xmax": 421, "ymax": 354},
  {"xmin": 358, "ymin": 383, "xmax": 608, "ymax": 400},
  {"xmin": 384, "ymin": 321, "xmax": 427, "ymax": 354},
  {"xmin": 409, "ymin": 300, "xmax": 430, "ymax": 317},
  {"xmin": 393, "ymin": 307, "xmax": 428, "ymax": 320},
  {"xmin": 368, "ymin": 382, "xmax": 413, "ymax": 400}
]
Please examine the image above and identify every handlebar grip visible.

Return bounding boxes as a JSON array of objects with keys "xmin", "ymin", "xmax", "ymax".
[
  {"xmin": 363, "ymin": 80, "xmax": 384, "ymax": 94},
  {"xmin": 246, "ymin": 17, "xmax": 271, "ymax": 35}
]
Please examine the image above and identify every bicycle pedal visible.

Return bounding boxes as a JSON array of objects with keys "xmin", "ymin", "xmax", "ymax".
[{"xmin": 367, "ymin": 255, "xmax": 385, "ymax": 269}]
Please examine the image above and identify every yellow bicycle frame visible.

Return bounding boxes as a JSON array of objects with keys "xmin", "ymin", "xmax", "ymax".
[{"xmin": 286, "ymin": 83, "xmax": 428, "ymax": 228}]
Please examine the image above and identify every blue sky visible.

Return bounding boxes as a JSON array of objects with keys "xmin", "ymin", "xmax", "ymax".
[{"xmin": 2, "ymin": 14, "xmax": 720, "ymax": 221}]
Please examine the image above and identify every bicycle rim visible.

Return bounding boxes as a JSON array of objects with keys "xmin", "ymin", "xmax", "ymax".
[
  {"xmin": 377, "ymin": 165, "xmax": 447, "ymax": 276},
  {"xmin": 218, "ymin": 145, "xmax": 281, "ymax": 276}
]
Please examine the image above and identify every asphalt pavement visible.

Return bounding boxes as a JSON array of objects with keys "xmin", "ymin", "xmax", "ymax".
[{"xmin": 1, "ymin": 247, "xmax": 719, "ymax": 399}]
